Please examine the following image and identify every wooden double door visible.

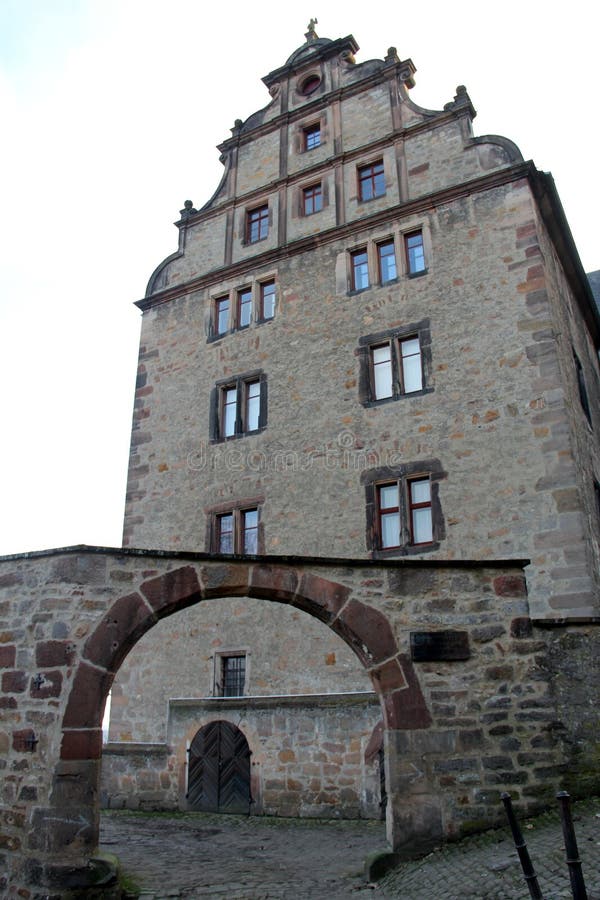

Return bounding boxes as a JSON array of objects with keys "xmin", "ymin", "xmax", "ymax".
[{"xmin": 187, "ymin": 720, "xmax": 251, "ymax": 814}]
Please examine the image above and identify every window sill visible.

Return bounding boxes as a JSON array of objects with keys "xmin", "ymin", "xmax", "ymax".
[
  {"xmin": 407, "ymin": 268, "xmax": 428, "ymax": 279},
  {"xmin": 357, "ymin": 194, "xmax": 386, "ymax": 204},
  {"xmin": 243, "ymin": 236, "xmax": 269, "ymax": 247},
  {"xmin": 371, "ymin": 541, "xmax": 439, "ymax": 559},
  {"xmin": 211, "ymin": 427, "xmax": 266, "ymax": 445},
  {"xmin": 347, "ymin": 286, "xmax": 371, "ymax": 297},
  {"xmin": 208, "ymin": 319, "xmax": 273, "ymax": 343},
  {"xmin": 361, "ymin": 387, "xmax": 434, "ymax": 409}
]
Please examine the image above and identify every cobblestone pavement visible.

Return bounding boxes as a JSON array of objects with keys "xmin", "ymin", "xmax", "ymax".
[
  {"xmin": 99, "ymin": 811, "xmax": 386, "ymax": 899},
  {"xmin": 380, "ymin": 797, "xmax": 600, "ymax": 900},
  {"xmin": 99, "ymin": 797, "xmax": 600, "ymax": 899}
]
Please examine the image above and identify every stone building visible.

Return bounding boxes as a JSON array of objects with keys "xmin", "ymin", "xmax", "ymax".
[
  {"xmin": 101, "ymin": 24, "xmax": 600, "ymax": 820},
  {"xmin": 3, "ymin": 23, "xmax": 600, "ymax": 896}
]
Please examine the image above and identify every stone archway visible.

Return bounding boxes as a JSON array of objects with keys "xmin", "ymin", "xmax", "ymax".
[
  {"xmin": 2, "ymin": 548, "xmax": 540, "ymax": 894},
  {"xmin": 51, "ymin": 562, "xmax": 433, "ymax": 884}
]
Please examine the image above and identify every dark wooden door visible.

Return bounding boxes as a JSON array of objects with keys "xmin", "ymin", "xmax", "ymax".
[{"xmin": 187, "ymin": 720, "xmax": 251, "ymax": 814}]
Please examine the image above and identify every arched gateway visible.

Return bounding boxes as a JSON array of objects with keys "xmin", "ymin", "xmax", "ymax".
[{"xmin": 1, "ymin": 547, "xmax": 539, "ymax": 896}]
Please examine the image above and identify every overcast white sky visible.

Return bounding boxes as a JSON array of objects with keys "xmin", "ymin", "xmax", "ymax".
[{"xmin": 1, "ymin": 0, "xmax": 598, "ymax": 556}]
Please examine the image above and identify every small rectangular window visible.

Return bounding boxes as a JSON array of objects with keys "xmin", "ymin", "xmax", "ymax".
[
  {"xmin": 260, "ymin": 281, "xmax": 275, "ymax": 320},
  {"xmin": 247, "ymin": 205, "xmax": 269, "ymax": 243},
  {"xmin": 217, "ymin": 513, "xmax": 234, "ymax": 554},
  {"xmin": 237, "ymin": 288, "xmax": 252, "ymax": 328},
  {"xmin": 405, "ymin": 230, "xmax": 426, "ymax": 275},
  {"xmin": 351, "ymin": 249, "xmax": 369, "ymax": 291},
  {"xmin": 221, "ymin": 654, "xmax": 246, "ymax": 697},
  {"xmin": 303, "ymin": 183, "xmax": 322, "ymax": 215},
  {"xmin": 372, "ymin": 344, "xmax": 393, "ymax": 400},
  {"xmin": 368, "ymin": 334, "xmax": 423, "ymax": 402},
  {"xmin": 400, "ymin": 337, "xmax": 423, "ymax": 393},
  {"xmin": 214, "ymin": 374, "xmax": 266, "ymax": 441},
  {"xmin": 377, "ymin": 240, "xmax": 397, "ymax": 283},
  {"xmin": 213, "ymin": 507, "xmax": 260, "ymax": 557},
  {"xmin": 245, "ymin": 380, "xmax": 261, "ymax": 432},
  {"xmin": 378, "ymin": 484, "xmax": 400, "ymax": 549},
  {"xmin": 304, "ymin": 124, "xmax": 321, "ymax": 151},
  {"xmin": 215, "ymin": 296, "xmax": 229, "ymax": 335},
  {"xmin": 358, "ymin": 161, "xmax": 385, "ymax": 201},
  {"xmin": 222, "ymin": 387, "xmax": 237, "ymax": 438},
  {"xmin": 408, "ymin": 478, "xmax": 433, "ymax": 545},
  {"xmin": 242, "ymin": 508, "xmax": 258, "ymax": 554}
]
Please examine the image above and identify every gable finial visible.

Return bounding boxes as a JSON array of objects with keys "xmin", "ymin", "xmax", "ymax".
[{"xmin": 305, "ymin": 18, "xmax": 318, "ymax": 42}]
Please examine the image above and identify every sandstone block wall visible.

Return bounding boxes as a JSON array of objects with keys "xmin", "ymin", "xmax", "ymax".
[
  {"xmin": 124, "ymin": 176, "xmax": 600, "ymax": 618},
  {"xmin": 102, "ymin": 694, "xmax": 382, "ymax": 819}
]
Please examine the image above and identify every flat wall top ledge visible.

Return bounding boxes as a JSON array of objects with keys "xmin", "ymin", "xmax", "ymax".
[{"xmin": 0, "ymin": 543, "xmax": 530, "ymax": 571}]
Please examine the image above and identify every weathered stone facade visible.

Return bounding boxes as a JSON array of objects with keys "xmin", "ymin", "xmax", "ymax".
[
  {"xmin": 123, "ymin": 33, "xmax": 600, "ymax": 617},
  {"xmin": 2, "ymin": 25, "xmax": 600, "ymax": 898},
  {"xmin": 109, "ymin": 25, "xmax": 600, "ymax": 826}
]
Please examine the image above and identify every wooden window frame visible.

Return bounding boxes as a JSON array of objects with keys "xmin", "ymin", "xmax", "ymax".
[
  {"xmin": 260, "ymin": 280, "xmax": 276, "ymax": 321},
  {"xmin": 362, "ymin": 460, "xmax": 446, "ymax": 558},
  {"xmin": 246, "ymin": 204, "xmax": 269, "ymax": 243},
  {"xmin": 358, "ymin": 160, "xmax": 385, "ymax": 202},
  {"xmin": 214, "ymin": 295, "xmax": 230, "ymax": 336},
  {"xmin": 376, "ymin": 477, "xmax": 433, "ymax": 550},
  {"xmin": 407, "ymin": 477, "xmax": 433, "ymax": 546},
  {"xmin": 303, "ymin": 123, "xmax": 321, "ymax": 151},
  {"xmin": 236, "ymin": 287, "xmax": 252, "ymax": 329},
  {"xmin": 215, "ymin": 507, "xmax": 259, "ymax": 556},
  {"xmin": 350, "ymin": 248, "xmax": 370, "ymax": 292},
  {"xmin": 376, "ymin": 483, "xmax": 401, "ymax": 550},
  {"xmin": 302, "ymin": 183, "xmax": 323, "ymax": 216},
  {"xmin": 206, "ymin": 496, "xmax": 265, "ymax": 555},
  {"xmin": 210, "ymin": 371, "xmax": 267, "ymax": 442},
  {"xmin": 404, "ymin": 229, "xmax": 427, "ymax": 276},
  {"xmin": 377, "ymin": 239, "xmax": 398, "ymax": 284},
  {"xmin": 358, "ymin": 320, "xmax": 433, "ymax": 408}
]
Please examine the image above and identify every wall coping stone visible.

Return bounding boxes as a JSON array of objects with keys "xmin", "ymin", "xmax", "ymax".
[{"xmin": 0, "ymin": 543, "xmax": 529, "ymax": 571}]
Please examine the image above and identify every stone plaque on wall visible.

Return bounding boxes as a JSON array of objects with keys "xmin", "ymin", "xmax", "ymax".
[{"xmin": 410, "ymin": 630, "xmax": 470, "ymax": 662}]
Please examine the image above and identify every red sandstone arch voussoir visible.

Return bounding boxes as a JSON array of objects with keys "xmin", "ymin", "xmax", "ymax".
[
  {"xmin": 293, "ymin": 572, "xmax": 351, "ymax": 623},
  {"xmin": 140, "ymin": 565, "xmax": 204, "ymax": 615},
  {"xmin": 378, "ymin": 653, "xmax": 432, "ymax": 731},
  {"xmin": 82, "ymin": 591, "xmax": 156, "ymax": 673},
  {"xmin": 332, "ymin": 599, "xmax": 398, "ymax": 667}
]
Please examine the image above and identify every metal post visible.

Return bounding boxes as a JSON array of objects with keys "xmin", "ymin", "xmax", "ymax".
[
  {"xmin": 556, "ymin": 791, "xmax": 588, "ymax": 900},
  {"xmin": 501, "ymin": 792, "xmax": 543, "ymax": 900}
]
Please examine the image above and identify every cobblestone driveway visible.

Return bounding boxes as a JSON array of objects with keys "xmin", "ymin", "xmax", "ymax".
[
  {"xmin": 99, "ymin": 797, "xmax": 600, "ymax": 899},
  {"xmin": 99, "ymin": 811, "xmax": 385, "ymax": 899}
]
